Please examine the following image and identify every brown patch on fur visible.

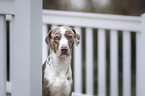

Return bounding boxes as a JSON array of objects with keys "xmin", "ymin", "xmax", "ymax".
[
  {"xmin": 51, "ymin": 32, "xmax": 61, "ymax": 53},
  {"xmin": 42, "ymin": 61, "xmax": 51, "ymax": 96},
  {"xmin": 43, "ymin": 78, "xmax": 51, "ymax": 96},
  {"xmin": 50, "ymin": 32, "xmax": 61, "ymax": 53},
  {"xmin": 42, "ymin": 61, "xmax": 46, "ymax": 83},
  {"xmin": 45, "ymin": 28, "xmax": 60, "ymax": 44},
  {"xmin": 64, "ymin": 30, "xmax": 75, "ymax": 49}
]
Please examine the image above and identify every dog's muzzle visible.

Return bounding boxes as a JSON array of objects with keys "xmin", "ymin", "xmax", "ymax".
[{"xmin": 61, "ymin": 46, "xmax": 68, "ymax": 55}]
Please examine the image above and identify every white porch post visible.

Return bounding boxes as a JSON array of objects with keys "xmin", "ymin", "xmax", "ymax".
[
  {"xmin": 11, "ymin": 0, "xmax": 42, "ymax": 96},
  {"xmin": 136, "ymin": 13, "xmax": 145, "ymax": 96},
  {"xmin": 0, "ymin": 15, "xmax": 6, "ymax": 96}
]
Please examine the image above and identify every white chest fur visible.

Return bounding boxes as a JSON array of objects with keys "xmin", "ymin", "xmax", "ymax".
[{"xmin": 44, "ymin": 52, "xmax": 72, "ymax": 96}]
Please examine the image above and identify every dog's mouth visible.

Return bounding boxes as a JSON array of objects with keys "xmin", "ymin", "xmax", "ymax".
[{"xmin": 61, "ymin": 51, "xmax": 68, "ymax": 56}]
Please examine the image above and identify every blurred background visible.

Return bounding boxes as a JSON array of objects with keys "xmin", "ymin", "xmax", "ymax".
[{"xmin": 43, "ymin": 0, "xmax": 145, "ymax": 16}]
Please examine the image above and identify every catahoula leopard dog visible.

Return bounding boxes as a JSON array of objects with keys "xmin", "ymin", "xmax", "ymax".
[{"xmin": 42, "ymin": 26, "xmax": 80, "ymax": 96}]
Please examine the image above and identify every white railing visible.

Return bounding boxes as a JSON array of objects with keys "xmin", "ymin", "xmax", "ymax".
[
  {"xmin": 1, "ymin": 8, "xmax": 145, "ymax": 96},
  {"xmin": 42, "ymin": 10, "xmax": 145, "ymax": 96}
]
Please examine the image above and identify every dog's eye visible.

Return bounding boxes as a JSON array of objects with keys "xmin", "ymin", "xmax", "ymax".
[
  {"xmin": 54, "ymin": 36, "xmax": 59, "ymax": 40},
  {"xmin": 68, "ymin": 36, "xmax": 72, "ymax": 39}
]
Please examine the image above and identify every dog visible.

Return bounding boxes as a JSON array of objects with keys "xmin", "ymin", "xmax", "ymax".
[{"xmin": 42, "ymin": 26, "xmax": 80, "ymax": 96}]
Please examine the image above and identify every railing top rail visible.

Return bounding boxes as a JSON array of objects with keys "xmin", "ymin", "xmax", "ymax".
[
  {"xmin": 43, "ymin": 9, "xmax": 141, "ymax": 23},
  {"xmin": 0, "ymin": 1, "xmax": 15, "ymax": 15},
  {"xmin": 43, "ymin": 10, "xmax": 141, "ymax": 32}
]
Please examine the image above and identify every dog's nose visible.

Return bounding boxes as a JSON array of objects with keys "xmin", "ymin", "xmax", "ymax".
[{"xmin": 61, "ymin": 46, "xmax": 68, "ymax": 52}]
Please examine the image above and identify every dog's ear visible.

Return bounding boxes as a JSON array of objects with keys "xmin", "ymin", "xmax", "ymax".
[
  {"xmin": 72, "ymin": 28, "xmax": 80, "ymax": 47},
  {"xmin": 75, "ymin": 33, "xmax": 80, "ymax": 46},
  {"xmin": 45, "ymin": 29, "xmax": 52, "ymax": 47}
]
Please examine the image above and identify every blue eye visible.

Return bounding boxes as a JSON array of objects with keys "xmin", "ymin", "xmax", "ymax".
[
  {"xmin": 68, "ymin": 36, "xmax": 72, "ymax": 39},
  {"xmin": 54, "ymin": 36, "xmax": 59, "ymax": 40}
]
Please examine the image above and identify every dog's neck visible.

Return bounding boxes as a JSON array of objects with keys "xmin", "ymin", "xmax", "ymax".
[{"xmin": 50, "ymin": 49, "xmax": 71, "ymax": 75}]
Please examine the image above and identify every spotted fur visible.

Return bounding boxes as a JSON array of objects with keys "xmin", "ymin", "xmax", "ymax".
[{"xmin": 43, "ymin": 26, "xmax": 80, "ymax": 96}]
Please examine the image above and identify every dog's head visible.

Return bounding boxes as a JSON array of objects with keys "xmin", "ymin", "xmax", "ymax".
[{"xmin": 45, "ymin": 26, "xmax": 80, "ymax": 57}]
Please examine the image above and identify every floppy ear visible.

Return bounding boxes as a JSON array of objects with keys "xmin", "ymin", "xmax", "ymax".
[
  {"xmin": 75, "ymin": 33, "xmax": 80, "ymax": 46},
  {"xmin": 45, "ymin": 29, "xmax": 52, "ymax": 47},
  {"xmin": 72, "ymin": 28, "xmax": 80, "ymax": 47}
]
